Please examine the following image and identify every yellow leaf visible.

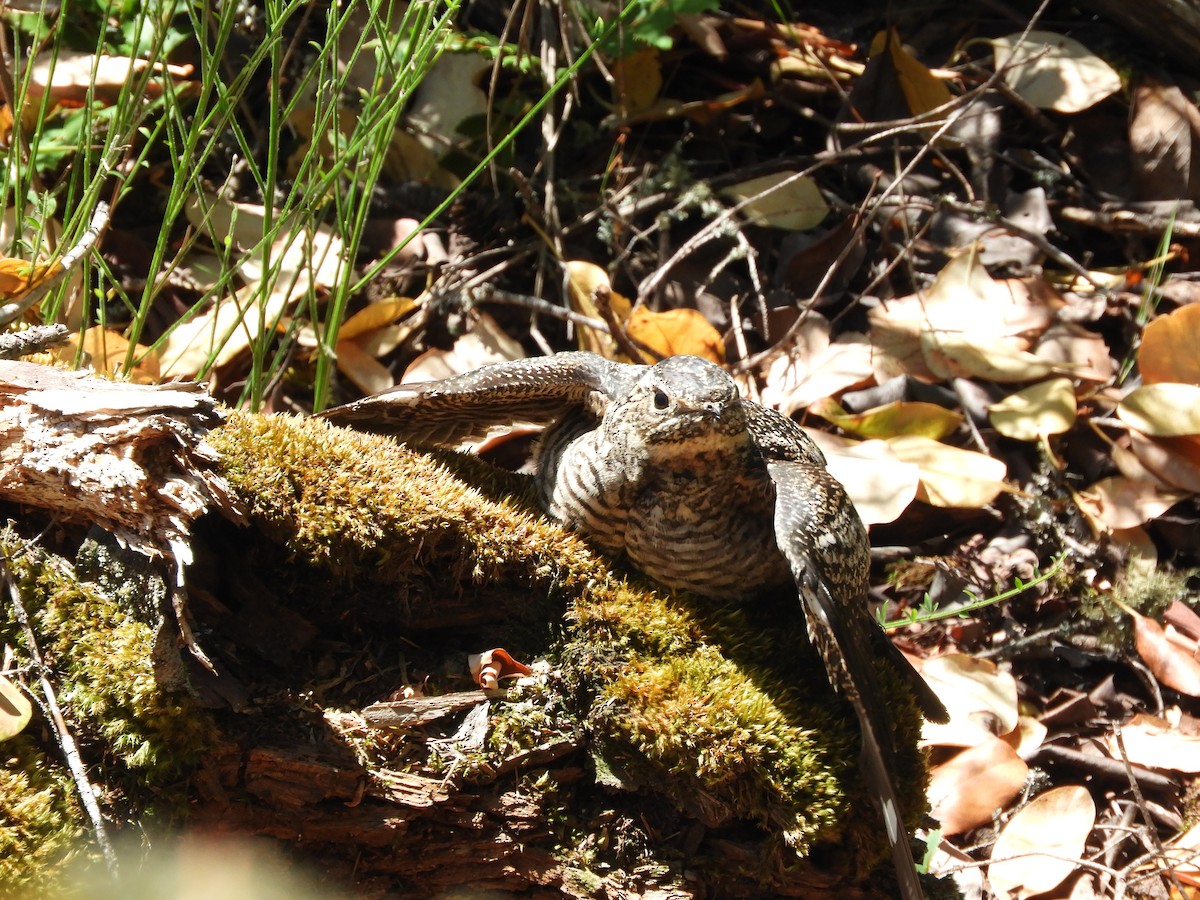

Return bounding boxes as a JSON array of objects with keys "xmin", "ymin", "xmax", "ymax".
[
  {"xmin": 1119, "ymin": 382, "xmax": 1200, "ymax": 436},
  {"xmin": 810, "ymin": 397, "xmax": 963, "ymax": 440},
  {"xmin": 988, "ymin": 377, "xmax": 1077, "ymax": 440},
  {"xmin": 64, "ymin": 326, "xmax": 161, "ymax": 384},
  {"xmin": 338, "ymin": 298, "xmax": 417, "ymax": 341},
  {"xmin": 0, "ymin": 675, "xmax": 32, "ymax": 742},
  {"xmin": 626, "ymin": 307, "xmax": 724, "ymax": 363},
  {"xmin": 564, "ymin": 260, "xmax": 632, "ymax": 358},
  {"xmin": 613, "ymin": 48, "xmax": 662, "ymax": 117},
  {"xmin": 887, "ymin": 434, "xmax": 1008, "ymax": 508}
]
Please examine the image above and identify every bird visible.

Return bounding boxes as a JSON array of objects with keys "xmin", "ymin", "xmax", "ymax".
[{"xmin": 319, "ymin": 351, "xmax": 948, "ymax": 899}]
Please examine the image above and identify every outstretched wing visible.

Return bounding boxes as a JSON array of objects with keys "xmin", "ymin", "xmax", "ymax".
[
  {"xmin": 769, "ymin": 458, "xmax": 946, "ymax": 900},
  {"xmin": 318, "ymin": 351, "xmax": 641, "ymax": 447}
]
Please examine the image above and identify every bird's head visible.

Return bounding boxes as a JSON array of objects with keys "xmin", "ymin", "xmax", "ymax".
[{"xmin": 609, "ymin": 355, "xmax": 750, "ymax": 458}]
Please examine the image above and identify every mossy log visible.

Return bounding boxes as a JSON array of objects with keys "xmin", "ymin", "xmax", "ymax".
[{"xmin": 1, "ymin": 364, "xmax": 932, "ymax": 897}]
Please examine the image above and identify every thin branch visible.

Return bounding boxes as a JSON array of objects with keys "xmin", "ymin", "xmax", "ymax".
[{"xmin": 1, "ymin": 548, "xmax": 118, "ymax": 875}]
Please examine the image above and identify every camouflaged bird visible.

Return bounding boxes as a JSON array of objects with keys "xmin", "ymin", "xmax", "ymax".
[{"xmin": 319, "ymin": 351, "xmax": 947, "ymax": 899}]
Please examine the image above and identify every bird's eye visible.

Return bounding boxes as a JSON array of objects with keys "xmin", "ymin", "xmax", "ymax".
[{"xmin": 652, "ymin": 390, "xmax": 670, "ymax": 410}]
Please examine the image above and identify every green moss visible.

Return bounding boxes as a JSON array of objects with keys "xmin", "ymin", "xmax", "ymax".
[
  {"xmin": 0, "ymin": 736, "xmax": 86, "ymax": 892},
  {"xmin": 0, "ymin": 532, "xmax": 216, "ymax": 889},
  {"xmin": 1, "ymin": 539, "xmax": 213, "ymax": 783}
]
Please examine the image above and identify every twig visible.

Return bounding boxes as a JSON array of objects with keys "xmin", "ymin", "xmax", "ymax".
[
  {"xmin": 471, "ymin": 284, "xmax": 610, "ymax": 333},
  {"xmin": 592, "ymin": 282, "xmax": 654, "ymax": 362},
  {"xmin": 1, "ymin": 548, "xmax": 119, "ymax": 875},
  {"xmin": 1113, "ymin": 723, "xmax": 1188, "ymax": 898},
  {"xmin": 0, "ymin": 323, "xmax": 70, "ymax": 358},
  {"xmin": 0, "ymin": 201, "xmax": 110, "ymax": 327}
]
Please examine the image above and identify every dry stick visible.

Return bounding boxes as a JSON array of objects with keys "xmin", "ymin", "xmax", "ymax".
[
  {"xmin": 591, "ymin": 283, "xmax": 655, "ymax": 362},
  {"xmin": 1112, "ymin": 723, "xmax": 1189, "ymax": 898},
  {"xmin": 1, "ymin": 550, "xmax": 118, "ymax": 875},
  {"xmin": 0, "ymin": 201, "xmax": 110, "ymax": 327},
  {"xmin": 936, "ymin": 196, "xmax": 1097, "ymax": 285},
  {"xmin": 0, "ymin": 322, "xmax": 70, "ymax": 358},
  {"xmin": 473, "ymin": 284, "xmax": 610, "ymax": 334}
]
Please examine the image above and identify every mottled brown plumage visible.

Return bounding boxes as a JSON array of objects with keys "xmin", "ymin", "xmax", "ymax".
[{"xmin": 320, "ymin": 351, "xmax": 946, "ymax": 899}]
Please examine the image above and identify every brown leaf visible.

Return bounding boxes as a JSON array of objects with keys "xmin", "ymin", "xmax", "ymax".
[
  {"xmin": 928, "ymin": 737, "xmax": 1028, "ymax": 835},
  {"xmin": 989, "ymin": 786, "xmax": 1096, "ymax": 900},
  {"xmin": 1126, "ymin": 606, "xmax": 1200, "ymax": 697},
  {"xmin": 1073, "ymin": 476, "xmax": 1185, "ymax": 531},
  {"xmin": 1111, "ymin": 713, "xmax": 1200, "ymax": 772},
  {"xmin": 1130, "ymin": 77, "xmax": 1200, "ymax": 204}
]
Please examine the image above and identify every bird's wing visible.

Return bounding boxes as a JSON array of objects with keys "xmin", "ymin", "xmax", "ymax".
[
  {"xmin": 318, "ymin": 351, "xmax": 641, "ymax": 447},
  {"xmin": 769, "ymin": 458, "xmax": 941, "ymax": 900}
]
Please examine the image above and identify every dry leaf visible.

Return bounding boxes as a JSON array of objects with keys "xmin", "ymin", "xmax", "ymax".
[
  {"xmin": 868, "ymin": 29, "xmax": 953, "ymax": 116},
  {"xmin": 760, "ymin": 320, "xmax": 875, "ymax": 415},
  {"xmin": 886, "ymin": 435, "xmax": 1008, "ymax": 508},
  {"xmin": 1140, "ymin": 303, "xmax": 1200, "ymax": 385},
  {"xmin": 922, "ymin": 330, "xmax": 1058, "ymax": 382},
  {"xmin": 564, "ymin": 260, "xmax": 632, "ymax": 358},
  {"xmin": 613, "ymin": 48, "xmax": 663, "ymax": 116},
  {"xmin": 64, "ymin": 326, "xmax": 161, "ymax": 384},
  {"xmin": 27, "ymin": 50, "xmax": 194, "ymax": 107},
  {"xmin": 1111, "ymin": 713, "xmax": 1200, "ymax": 771},
  {"xmin": 1034, "ymin": 322, "xmax": 1115, "ymax": 382},
  {"xmin": 1129, "ymin": 431, "xmax": 1200, "ymax": 494},
  {"xmin": 1119, "ymin": 383, "xmax": 1200, "ymax": 436},
  {"xmin": 1074, "ymin": 476, "xmax": 1185, "ymax": 530},
  {"xmin": 1130, "ymin": 78, "xmax": 1200, "ymax": 203},
  {"xmin": 0, "ymin": 675, "xmax": 31, "ymax": 742},
  {"xmin": 928, "ymin": 737, "xmax": 1029, "ymax": 835},
  {"xmin": 338, "ymin": 298, "xmax": 417, "ymax": 341},
  {"xmin": 869, "ymin": 252, "xmax": 1056, "ymax": 381},
  {"xmin": 1000, "ymin": 716, "xmax": 1049, "ymax": 760},
  {"xmin": 989, "ymin": 786, "xmax": 1096, "ymax": 900},
  {"xmin": 626, "ymin": 307, "xmax": 724, "ymax": 363},
  {"xmin": 160, "ymin": 283, "xmax": 287, "ymax": 379},
  {"xmin": 719, "ymin": 171, "xmax": 829, "ymax": 231},
  {"xmin": 989, "ymin": 378, "xmax": 1077, "ymax": 441},
  {"xmin": 402, "ymin": 313, "xmax": 524, "ymax": 384},
  {"xmin": 0, "ymin": 255, "xmax": 60, "ymax": 300},
  {"xmin": 809, "ymin": 397, "xmax": 963, "ymax": 440},
  {"xmin": 993, "ymin": 31, "xmax": 1121, "ymax": 113},
  {"xmin": 921, "ymin": 653, "xmax": 1020, "ymax": 745},
  {"xmin": 811, "ymin": 434, "xmax": 919, "ymax": 525},
  {"xmin": 334, "ymin": 339, "xmax": 395, "ymax": 396},
  {"xmin": 1125, "ymin": 606, "xmax": 1200, "ymax": 697}
]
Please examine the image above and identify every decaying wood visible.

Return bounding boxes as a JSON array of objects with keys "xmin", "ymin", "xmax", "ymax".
[
  {"xmin": 0, "ymin": 359, "xmax": 244, "ymax": 556},
  {"xmin": 363, "ymin": 691, "xmax": 492, "ymax": 728}
]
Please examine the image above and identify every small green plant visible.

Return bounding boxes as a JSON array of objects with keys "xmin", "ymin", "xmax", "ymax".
[{"xmin": 877, "ymin": 553, "xmax": 1065, "ymax": 629}]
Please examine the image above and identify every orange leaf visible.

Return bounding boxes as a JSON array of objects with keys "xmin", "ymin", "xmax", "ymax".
[
  {"xmin": 1140, "ymin": 304, "xmax": 1200, "ymax": 385},
  {"xmin": 626, "ymin": 307, "xmax": 724, "ymax": 363},
  {"xmin": 0, "ymin": 256, "xmax": 60, "ymax": 299}
]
